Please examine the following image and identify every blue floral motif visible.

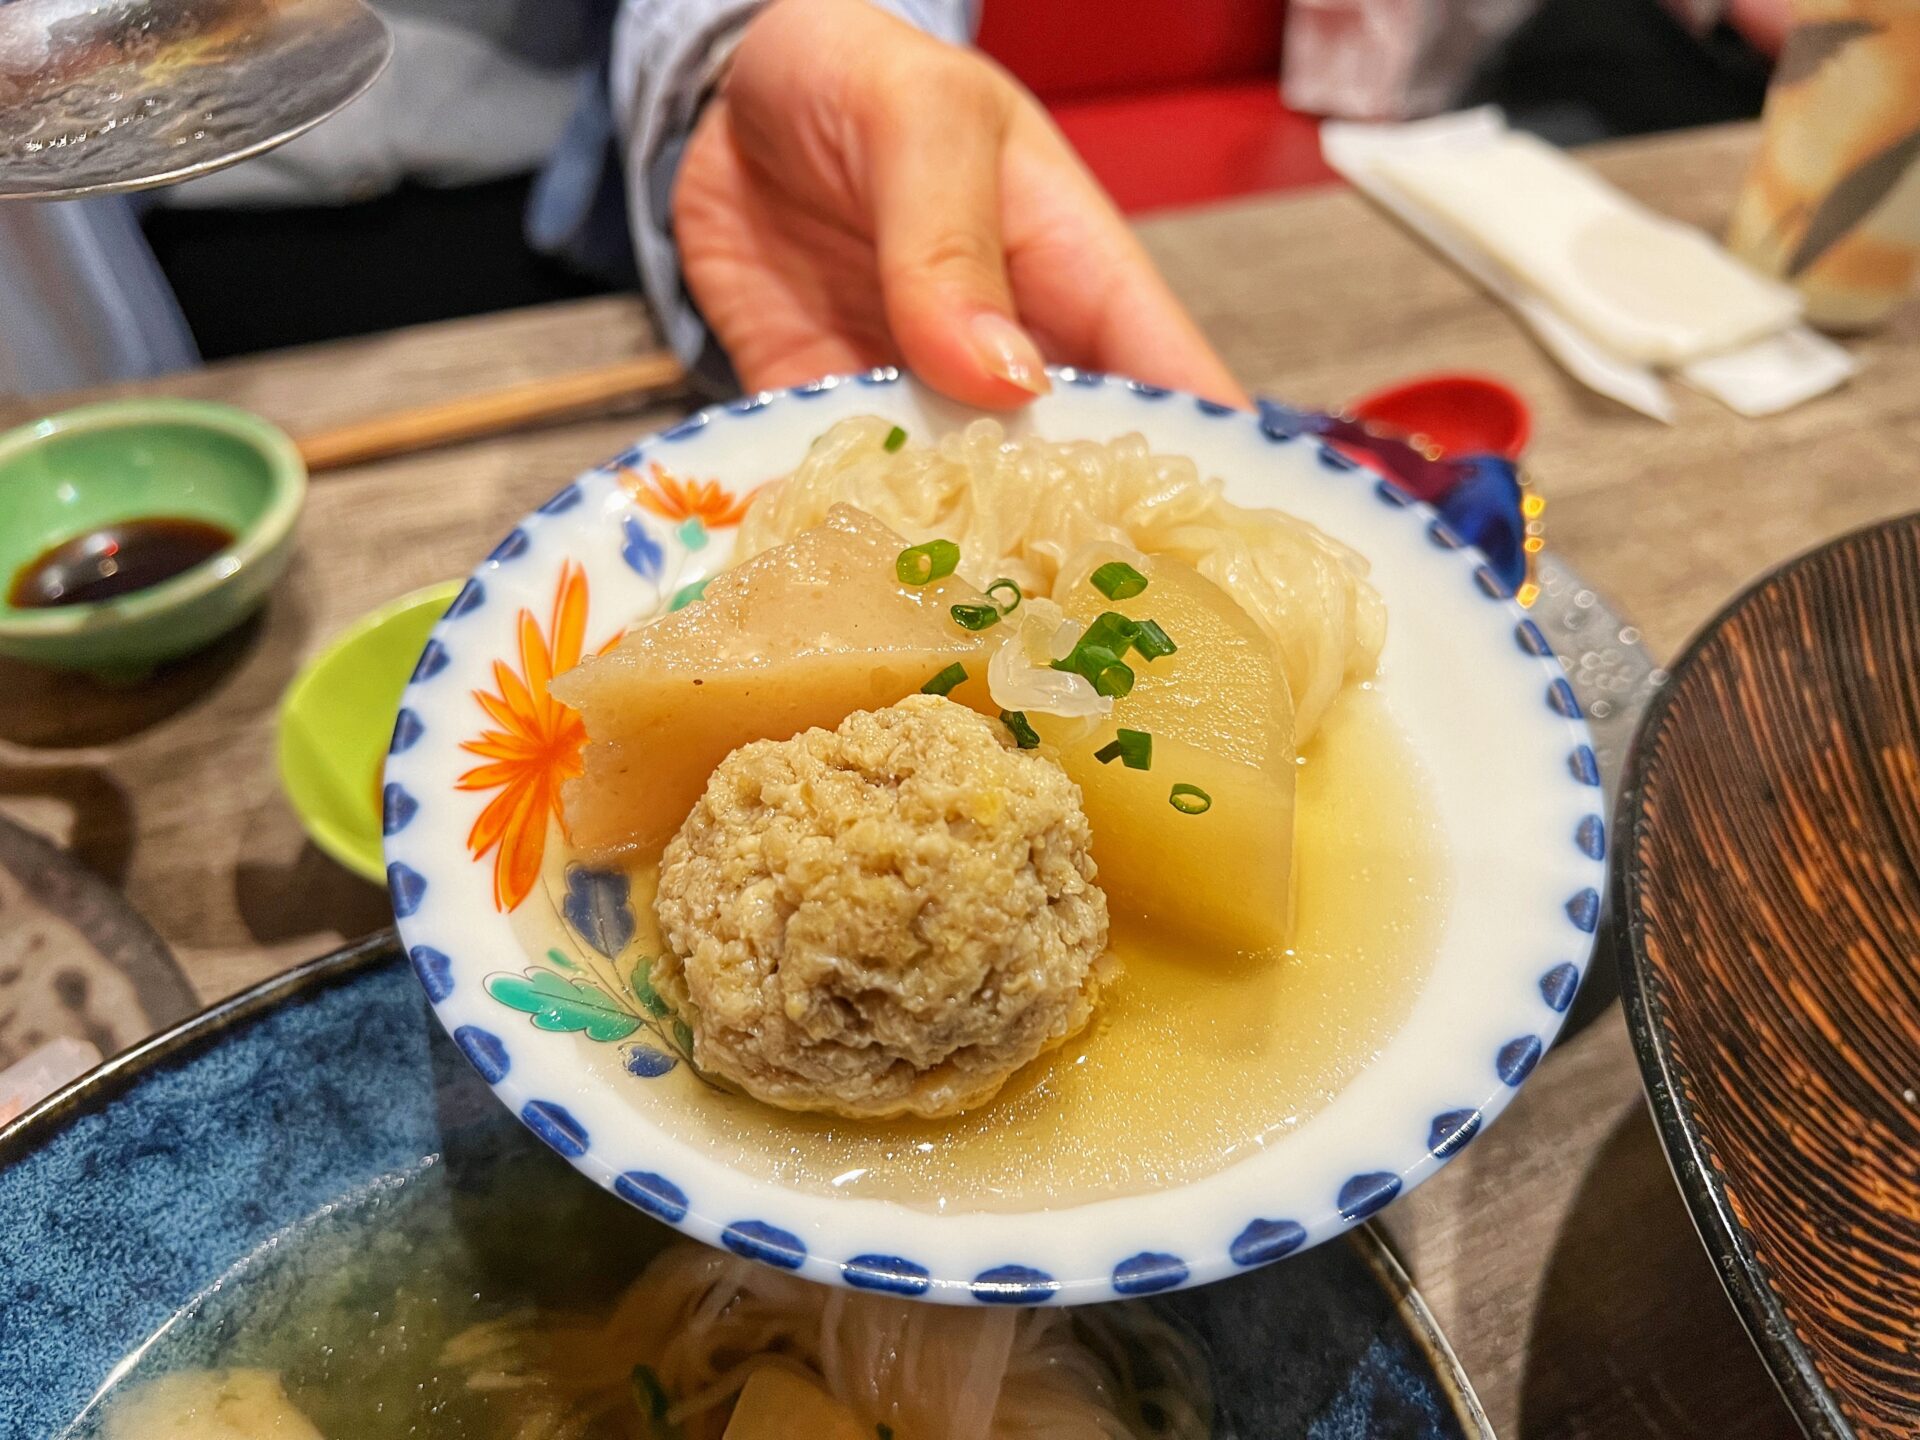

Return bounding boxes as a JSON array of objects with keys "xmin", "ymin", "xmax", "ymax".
[
  {"xmin": 1428, "ymin": 520, "xmax": 1464, "ymax": 550},
  {"xmin": 1195, "ymin": 396, "xmax": 1237, "ymax": 417},
  {"xmin": 1514, "ymin": 619, "xmax": 1551, "ymax": 656},
  {"xmin": 855, "ymin": 366, "xmax": 901, "ymax": 385},
  {"xmin": 1316, "ymin": 444, "xmax": 1359, "ymax": 472},
  {"xmin": 1231, "ymin": 1218, "xmax": 1307, "ymax": 1267},
  {"xmin": 410, "ymin": 640, "xmax": 449, "ymax": 684},
  {"xmin": 1375, "ymin": 478, "xmax": 1413, "ymax": 508},
  {"xmin": 844, "ymin": 1254, "xmax": 933, "ymax": 1295},
  {"xmin": 620, "ymin": 514, "xmax": 665, "ymax": 581},
  {"xmin": 1569, "ymin": 745, "xmax": 1601, "ymax": 786},
  {"xmin": 488, "ymin": 528, "xmax": 530, "ymax": 563},
  {"xmin": 1496, "ymin": 1036, "xmax": 1543, "ymax": 1086},
  {"xmin": 1427, "ymin": 1109, "xmax": 1481, "ymax": 1158},
  {"xmin": 1474, "ymin": 565, "xmax": 1510, "ymax": 599},
  {"xmin": 1576, "ymin": 814, "xmax": 1606, "ymax": 860},
  {"xmin": 386, "ymin": 862, "xmax": 426, "ymax": 918},
  {"xmin": 727, "ymin": 393, "xmax": 772, "ymax": 413},
  {"xmin": 1125, "ymin": 379, "xmax": 1171, "ymax": 399},
  {"xmin": 723, "ymin": 1220, "xmax": 807, "ymax": 1269},
  {"xmin": 408, "ymin": 945, "xmax": 452, "ymax": 1002},
  {"xmin": 538, "ymin": 483, "xmax": 583, "ymax": 515},
  {"xmin": 389, "ymin": 708, "xmax": 425, "ymax": 753},
  {"xmin": 381, "ymin": 783, "xmax": 418, "ymax": 837},
  {"xmin": 624, "ymin": 1044, "xmax": 679, "ymax": 1078},
  {"xmin": 1565, "ymin": 887, "xmax": 1600, "ymax": 933},
  {"xmin": 793, "ymin": 377, "xmax": 838, "ymax": 398},
  {"xmin": 1112, "ymin": 1252, "xmax": 1188, "ymax": 1295},
  {"xmin": 522, "ymin": 1100, "xmax": 589, "ymax": 1157},
  {"xmin": 1547, "ymin": 678, "xmax": 1581, "ymax": 717},
  {"xmin": 562, "ymin": 864, "xmax": 634, "ymax": 959},
  {"xmin": 1257, "ymin": 402, "xmax": 1310, "ymax": 442},
  {"xmin": 454, "ymin": 1024, "xmax": 510, "ymax": 1082},
  {"xmin": 1337, "ymin": 1172, "xmax": 1402, "ymax": 1222},
  {"xmin": 615, "ymin": 1171, "xmax": 690, "ymax": 1223},
  {"xmin": 970, "ymin": 1265, "xmax": 1058, "ymax": 1304},
  {"xmin": 1539, "ymin": 962, "xmax": 1580, "ymax": 1012},
  {"xmin": 446, "ymin": 578, "xmax": 485, "ymax": 618}
]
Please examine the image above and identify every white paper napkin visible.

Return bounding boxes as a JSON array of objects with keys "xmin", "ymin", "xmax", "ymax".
[{"xmin": 1321, "ymin": 109, "xmax": 1857, "ymax": 420}]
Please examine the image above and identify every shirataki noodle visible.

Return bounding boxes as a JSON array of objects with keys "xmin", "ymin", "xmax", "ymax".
[
  {"xmin": 440, "ymin": 1242, "xmax": 1214, "ymax": 1440},
  {"xmin": 735, "ymin": 416, "xmax": 1385, "ymax": 741}
]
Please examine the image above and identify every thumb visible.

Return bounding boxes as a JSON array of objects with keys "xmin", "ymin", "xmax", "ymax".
[{"xmin": 867, "ymin": 65, "xmax": 1050, "ymax": 408}]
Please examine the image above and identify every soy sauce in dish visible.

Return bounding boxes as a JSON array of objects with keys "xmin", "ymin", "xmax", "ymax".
[{"xmin": 8, "ymin": 517, "xmax": 234, "ymax": 609}]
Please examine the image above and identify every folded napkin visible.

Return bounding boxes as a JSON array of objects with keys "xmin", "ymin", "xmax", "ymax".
[{"xmin": 1323, "ymin": 109, "xmax": 1857, "ymax": 419}]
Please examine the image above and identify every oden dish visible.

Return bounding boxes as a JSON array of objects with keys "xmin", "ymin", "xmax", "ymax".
[{"xmin": 384, "ymin": 371, "xmax": 1605, "ymax": 1304}]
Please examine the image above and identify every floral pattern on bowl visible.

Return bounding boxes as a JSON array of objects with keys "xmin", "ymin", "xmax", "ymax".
[{"xmin": 383, "ymin": 369, "xmax": 1606, "ymax": 1304}]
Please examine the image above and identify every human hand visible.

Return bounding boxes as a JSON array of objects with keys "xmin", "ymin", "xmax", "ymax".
[{"xmin": 672, "ymin": 0, "xmax": 1247, "ymax": 409}]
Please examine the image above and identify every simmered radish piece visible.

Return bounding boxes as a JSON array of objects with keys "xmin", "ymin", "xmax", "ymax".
[
  {"xmin": 723, "ymin": 1369, "xmax": 868, "ymax": 1440},
  {"xmin": 1048, "ymin": 551, "xmax": 1297, "ymax": 954},
  {"xmin": 555, "ymin": 505, "xmax": 990, "ymax": 858}
]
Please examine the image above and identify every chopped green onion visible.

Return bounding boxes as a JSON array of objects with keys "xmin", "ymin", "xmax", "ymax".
[
  {"xmin": 985, "ymin": 577, "xmax": 1023, "ymax": 615},
  {"xmin": 950, "ymin": 602, "xmax": 1001, "ymax": 631},
  {"xmin": 1170, "ymin": 783, "xmax": 1212, "ymax": 814},
  {"xmin": 1052, "ymin": 612, "xmax": 1136, "ymax": 683},
  {"xmin": 1091, "ymin": 561, "xmax": 1148, "ymax": 600},
  {"xmin": 922, "ymin": 662, "xmax": 968, "ymax": 696},
  {"xmin": 883, "ymin": 424, "xmax": 908, "ymax": 452},
  {"xmin": 897, "ymin": 539, "xmax": 961, "ymax": 586},
  {"xmin": 1051, "ymin": 643, "xmax": 1121, "ymax": 682},
  {"xmin": 1132, "ymin": 618, "xmax": 1177, "ymax": 660},
  {"xmin": 1000, "ymin": 710, "xmax": 1041, "ymax": 748},
  {"xmin": 1094, "ymin": 728, "xmax": 1153, "ymax": 770},
  {"xmin": 1081, "ymin": 611, "xmax": 1141, "ymax": 651},
  {"xmin": 1092, "ymin": 661, "xmax": 1135, "ymax": 698},
  {"xmin": 1053, "ymin": 612, "xmax": 1148, "ymax": 698}
]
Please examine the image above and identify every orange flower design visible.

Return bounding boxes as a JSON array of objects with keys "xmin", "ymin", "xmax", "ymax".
[
  {"xmin": 457, "ymin": 562, "xmax": 590, "ymax": 912},
  {"xmin": 621, "ymin": 461, "xmax": 750, "ymax": 528}
]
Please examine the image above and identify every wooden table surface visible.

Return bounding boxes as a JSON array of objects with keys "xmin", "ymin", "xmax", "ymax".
[{"xmin": 5, "ymin": 121, "xmax": 1917, "ymax": 1437}]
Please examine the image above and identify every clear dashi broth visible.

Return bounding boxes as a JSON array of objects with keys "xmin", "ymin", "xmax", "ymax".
[
  {"xmin": 525, "ymin": 684, "xmax": 1448, "ymax": 1211},
  {"xmin": 68, "ymin": 1138, "xmax": 1212, "ymax": 1439}
]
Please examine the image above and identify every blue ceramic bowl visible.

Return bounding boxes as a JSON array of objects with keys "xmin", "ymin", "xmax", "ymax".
[{"xmin": 0, "ymin": 937, "xmax": 1489, "ymax": 1439}]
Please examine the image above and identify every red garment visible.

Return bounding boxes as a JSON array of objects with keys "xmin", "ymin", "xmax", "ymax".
[{"xmin": 976, "ymin": 0, "xmax": 1337, "ymax": 213}]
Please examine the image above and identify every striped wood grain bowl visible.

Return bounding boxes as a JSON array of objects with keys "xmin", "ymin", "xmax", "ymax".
[{"xmin": 1618, "ymin": 514, "xmax": 1920, "ymax": 1440}]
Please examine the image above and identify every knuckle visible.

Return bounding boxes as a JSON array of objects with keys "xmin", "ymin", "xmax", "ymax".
[{"xmin": 908, "ymin": 227, "xmax": 1002, "ymax": 284}]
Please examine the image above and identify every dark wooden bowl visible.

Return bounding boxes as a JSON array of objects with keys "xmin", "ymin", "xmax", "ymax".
[{"xmin": 1617, "ymin": 515, "xmax": 1920, "ymax": 1440}]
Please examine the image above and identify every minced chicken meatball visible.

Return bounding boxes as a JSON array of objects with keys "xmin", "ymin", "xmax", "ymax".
[{"xmin": 652, "ymin": 694, "xmax": 1110, "ymax": 1119}]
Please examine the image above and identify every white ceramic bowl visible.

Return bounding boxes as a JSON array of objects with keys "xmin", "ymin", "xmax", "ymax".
[{"xmin": 383, "ymin": 369, "xmax": 1604, "ymax": 1304}]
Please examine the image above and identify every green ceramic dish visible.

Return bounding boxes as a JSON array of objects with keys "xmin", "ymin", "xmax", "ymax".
[
  {"xmin": 278, "ymin": 581, "xmax": 461, "ymax": 882},
  {"xmin": 0, "ymin": 398, "xmax": 306, "ymax": 675}
]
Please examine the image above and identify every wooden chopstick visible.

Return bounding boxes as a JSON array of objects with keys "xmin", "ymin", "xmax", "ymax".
[{"xmin": 295, "ymin": 350, "xmax": 690, "ymax": 473}]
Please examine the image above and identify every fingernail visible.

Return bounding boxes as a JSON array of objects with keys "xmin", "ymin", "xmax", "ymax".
[{"xmin": 970, "ymin": 313, "xmax": 1050, "ymax": 396}]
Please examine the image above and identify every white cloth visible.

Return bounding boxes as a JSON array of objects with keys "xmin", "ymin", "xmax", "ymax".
[{"xmin": 1375, "ymin": 128, "xmax": 1801, "ymax": 366}]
